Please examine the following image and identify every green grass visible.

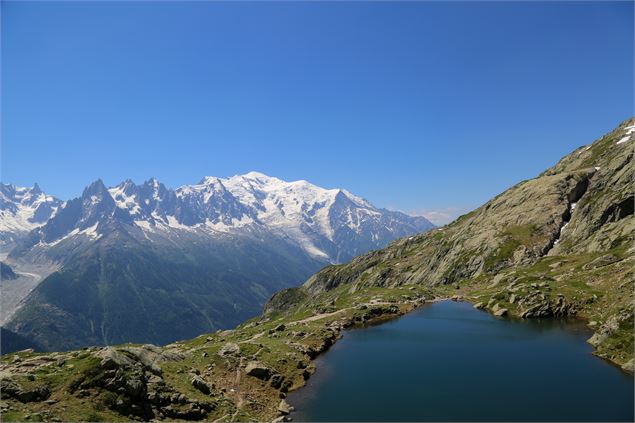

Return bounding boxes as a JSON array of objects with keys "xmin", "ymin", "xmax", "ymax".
[{"xmin": 484, "ymin": 224, "xmax": 549, "ymax": 272}]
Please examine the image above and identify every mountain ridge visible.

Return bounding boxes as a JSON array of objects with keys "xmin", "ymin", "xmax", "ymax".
[{"xmin": 6, "ymin": 172, "xmax": 433, "ymax": 263}]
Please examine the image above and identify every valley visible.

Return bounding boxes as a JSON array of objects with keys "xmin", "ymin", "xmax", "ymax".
[{"xmin": 0, "ymin": 118, "xmax": 632, "ymax": 422}]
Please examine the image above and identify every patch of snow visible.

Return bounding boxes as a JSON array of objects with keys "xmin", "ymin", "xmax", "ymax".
[
  {"xmin": 81, "ymin": 223, "xmax": 100, "ymax": 240},
  {"xmin": 616, "ymin": 136, "xmax": 631, "ymax": 145},
  {"xmin": 0, "ymin": 186, "xmax": 60, "ymax": 234},
  {"xmin": 135, "ymin": 220, "xmax": 154, "ymax": 231},
  {"xmin": 625, "ymin": 124, "xmax": 635, "ymax": 135},
  {"xmin": 108, "ymin": 187, "xmax": 141, "ymax": 215},
  {"xmin": 165, "ymin": 215, "xmax": 192, "ymax": 230},
  {"xmin": 203, "ymin": 215, "xmax": 254, "ymax": 232},
  {"xmin": 47, "ymin": 228, "xmax": 80, "ymax": 246}
]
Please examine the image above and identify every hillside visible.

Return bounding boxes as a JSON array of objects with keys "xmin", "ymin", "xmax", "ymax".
[{"xmin": 0, "ymin": 119, "xmax": 632, "ymax": 422}]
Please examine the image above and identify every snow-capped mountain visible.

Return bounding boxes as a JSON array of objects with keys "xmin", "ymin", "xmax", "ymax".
[
  {"xmin": 3, "ymin": 173, "xmax": 433, "ymax": 351},
  {"xmin": 20, "ymin": 172, "xmax": 433, "ymax": 263},
  {"xmin": 0, "ymin": 183, "xmax": 62, "ymax": 249}
]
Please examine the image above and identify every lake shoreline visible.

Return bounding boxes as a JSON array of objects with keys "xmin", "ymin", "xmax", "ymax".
[{"xmin": 287, "ymin": 300, "xmax": 635, "ymax": 422}]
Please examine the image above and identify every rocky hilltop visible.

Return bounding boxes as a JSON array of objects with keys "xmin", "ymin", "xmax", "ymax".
[{"xmin": 0, "ymin": 119, "xmax": 632, "ymax": 422}]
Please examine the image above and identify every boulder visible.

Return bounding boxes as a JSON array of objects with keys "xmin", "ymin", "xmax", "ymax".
[
  {"xmin": 494, "ymin": 308, "xmax": 508, "ymax": 317},
  {"xmin": 218, "ymin": 342, "xmax": 240, "ymax": 357},
  {"xmin": 191, "ymin": 376, "xmax": 211, "ymax": 395},
  {"xmin": 278, "ymin": 399, "xmax": 292, "ymax": 415},
  {"xmin": 97, "ymin": 347, "xmax": 135, "ymax": 370},
  {"xmin": 245, "ymin": 361, "xmax": 272, "ymax": 380},
  {"xmin": 0, "ymin": 379, "xmax": 50, "ymax": 403}
]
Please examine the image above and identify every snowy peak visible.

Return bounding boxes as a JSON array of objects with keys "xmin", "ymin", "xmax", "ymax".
[
  {"xmin": 0, "ymin": 183, "xmax": 62, "ymax": 245},
  {"xmin": 6, "ymin": 173, "xmax": 434, "ymax": 263},
  {"xmin": 82, "ymin": 179, "xmax": 113, "ymax": 207}
]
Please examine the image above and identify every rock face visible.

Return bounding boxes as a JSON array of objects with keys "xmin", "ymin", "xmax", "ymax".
[{"xmin": 0, "ymin": 262, "xmax": 17, "ymax": 280}]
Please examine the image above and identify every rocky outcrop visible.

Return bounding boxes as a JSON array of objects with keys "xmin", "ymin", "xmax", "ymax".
[
  {"xmin": 519, "ymin": 295, "xmax": 577, "ymax": 318},
  {"xmin": 217, "ymin": 342, "xmax": 240, "ymax": 357},
  {"xmin": 588, "ymin": 309, "xmax": 633, "ymax": 347},
  {"xmin": 245, "ymin": 361, "xmax": 273, "ymax": 380},
  {"xmin": 0, "ymin": 379, "xmax": 50, "ymax": 403},
  {"xmin": 191, "ymin": 376, "xmax": 211, "ymax": 395},
  {"xmin": 278, "ymin": 399, "xmax": 293, "ymax": 415},
  {"xmin": 62, "ymin": 344, "xmax": 217, "ymax": 421}
]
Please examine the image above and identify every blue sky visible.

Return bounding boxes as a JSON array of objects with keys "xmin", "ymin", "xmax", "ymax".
[{"xmin": 2, "ymin": 1, "xmax": 633, "ymax": 224}]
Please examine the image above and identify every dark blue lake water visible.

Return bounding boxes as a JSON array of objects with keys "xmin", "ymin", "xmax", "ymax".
[{"xmin": 288, "ymin": 300, "xmax": 634, "ymax": 422}]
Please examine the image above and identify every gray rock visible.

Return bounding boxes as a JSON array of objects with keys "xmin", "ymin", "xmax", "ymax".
[
  {"xmin": 494, "ymin": 308, "xmax": 508, "ymax": 317},
  {"xmin": 278, "ymin": 399, "xmax": 292, "ymax": 415},
  {"xmin": 245, "ymin": 361, "xmax": 272, "ymax": 380},
  {"xmin": 191, "ymin": 376, "xmax": 211, "ymax": 395},
  {"xmin": 218, "ymin": 342, "xmax": 240, "ymax": 357},
  {"xmin": 0, "ymin": 379, "xmax": 50, "ymax": 403}
]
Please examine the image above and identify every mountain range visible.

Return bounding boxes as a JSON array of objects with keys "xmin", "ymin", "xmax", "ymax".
[
  {"xmin": 0, "ymin": 172, "xmax": 433, "ymax": 351},
  {"xmin": 0, "ymin": 119, "xmax": 632, "ymax": 423}
]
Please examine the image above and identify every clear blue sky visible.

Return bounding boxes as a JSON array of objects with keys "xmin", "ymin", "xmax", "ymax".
[{"xmin": 2, "ymin": 1, "xmax": 633, "ymax": 224}]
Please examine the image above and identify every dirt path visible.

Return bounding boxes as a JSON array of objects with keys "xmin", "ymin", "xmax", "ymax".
[
  {"xmin": 239, "ymin": 331, "xmax": 265, "ymax": 344},
  {"xmin": 288, "ymin": 309, "xmax": 348, "ymax": 326}
]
